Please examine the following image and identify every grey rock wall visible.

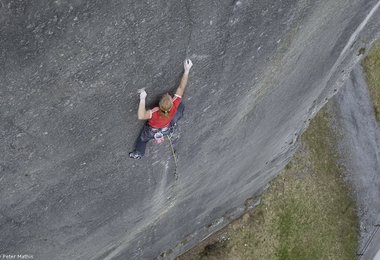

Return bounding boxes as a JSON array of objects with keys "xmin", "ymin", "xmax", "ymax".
[
  {"xmin": 1, "ymin": 0, "xmax": 379, "ymax": 259},
  {"xmin": 330, "ymin": 65, "xmax": 380, "ymax": 260}
]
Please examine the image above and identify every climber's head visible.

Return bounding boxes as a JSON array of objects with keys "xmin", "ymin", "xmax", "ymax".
[{"xmin": 158, "ymin": 93, "xmax": 173, "ymax": 118}]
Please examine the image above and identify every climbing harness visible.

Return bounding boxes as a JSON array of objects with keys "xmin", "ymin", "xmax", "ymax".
[
  {"xmin": 151, "ymin": 126, "xmax": 169, "ymax": 144},
  {"xmin": 153, "ymin": 132, "xmax": 165, "ymax": 144}
]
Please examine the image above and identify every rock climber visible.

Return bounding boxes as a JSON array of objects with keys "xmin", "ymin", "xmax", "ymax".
[{"xmin": 129, "ymin": 59, "xmax": 193, "ymax": 159}]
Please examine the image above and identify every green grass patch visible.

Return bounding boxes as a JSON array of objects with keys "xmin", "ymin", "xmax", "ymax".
[
  {"xmin": 177, "ymin": 106, "xmax": 358, "ymax": 260},
  {"xmin": 362, "ymin": 39, "xmax": 380, "ymax": 121}
]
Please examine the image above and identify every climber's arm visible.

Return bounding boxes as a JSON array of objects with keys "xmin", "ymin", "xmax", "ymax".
[
  {"xmin": 175, "ymin": 59, "xmax": 193, "ymax": 97},
  {"xmin": 137, "ymin": 90, "xmax": 152, "ymax": 120},
  {"xmin": 175, "ymin": 73, "xmax": 188, "ymax": 97}
]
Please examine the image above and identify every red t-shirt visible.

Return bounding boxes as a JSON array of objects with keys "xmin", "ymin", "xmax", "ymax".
[{"xmin": 148, "ymin": 95, "xmax": 182, "ymax": 128}]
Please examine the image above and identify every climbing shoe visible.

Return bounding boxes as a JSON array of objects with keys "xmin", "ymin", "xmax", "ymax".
[{"xmin": 129, "ymin": 151, "xmax": 142, "ymax": 160}]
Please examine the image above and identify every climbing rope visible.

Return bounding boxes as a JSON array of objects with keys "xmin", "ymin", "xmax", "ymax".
[{"xmin": 167, "ymin": 135, "xmax": 178, "ymax": 180}]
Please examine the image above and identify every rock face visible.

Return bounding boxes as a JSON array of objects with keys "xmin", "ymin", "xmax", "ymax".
[
  {"xmin": 0, "ymin": 0, "xmax": 379, "ymax": 259},
  {"xmin": 330, "ymin": 66, "xmax": 380, "ymax": 260}
]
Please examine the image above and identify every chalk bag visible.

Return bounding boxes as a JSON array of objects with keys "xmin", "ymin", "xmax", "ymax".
[{"xmin": 154, "ymin": 132, "xmax": 165, "ymax": 144}]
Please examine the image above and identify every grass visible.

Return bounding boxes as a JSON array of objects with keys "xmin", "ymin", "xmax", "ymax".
[
  {"xmin": 362, "ymin": 39, "xmax": 380, "ymax": 122},
  {"xmin": 177, "ymin": 106, "xmax": 358, "ymax": 260}
]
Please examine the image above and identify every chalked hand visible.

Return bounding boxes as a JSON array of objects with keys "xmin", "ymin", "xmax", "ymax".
[
  {"xmin": 138, "ymin": 88, "xmax": 147, "ymax": 100},
  {"xmin": 184, "ymin": 59, "xmax": 193, "ymax": 73}
]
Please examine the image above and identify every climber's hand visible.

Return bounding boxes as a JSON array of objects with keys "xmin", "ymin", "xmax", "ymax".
[
  {"xmin": 138, "ymin": 88, "xmax": 147, "ymax": 100},
  {"xmin": 184, "ymin": 59, "xmax": 193, "ymax": 74}
]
